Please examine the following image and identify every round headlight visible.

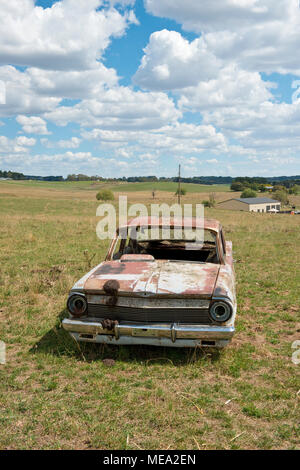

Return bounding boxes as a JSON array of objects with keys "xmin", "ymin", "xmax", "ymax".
[
  {"xmin": 67, "ymin": 294, "xmax": 87, "ymax": 317},
  {"xmin": 209, "ymin": 301, "xmax": 232, "ymax": 323}
]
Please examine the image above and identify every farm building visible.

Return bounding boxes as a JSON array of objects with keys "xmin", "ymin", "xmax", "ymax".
[{"xmin": 218, "ymin": 197, "xmax": 281, "ymax": 213}]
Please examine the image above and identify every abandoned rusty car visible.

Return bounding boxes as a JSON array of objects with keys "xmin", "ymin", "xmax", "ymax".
[{"xmin": 62, "ymin": 217, "xmax": 237, "ymax": 348}]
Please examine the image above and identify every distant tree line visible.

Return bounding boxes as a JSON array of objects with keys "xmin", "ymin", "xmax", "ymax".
[
  {"xmin": 65, "ymin": 175, "xmax": 300, "ymax": 185},
  {"xmin": 66, "ymin": 174, "xmax": 102, "ymax": 181},
  {"xmin": 231, "ymin": 176, "xmax": 300, "ymax": 193},
  {"xmin": 230, "ymin": 176, "xmax": 300, "ymax": 206},
  {"xmin": 0, "ymin": 170, "xmax": 25, "ymax": 180},
  {"xmin": 1, "ymin": 169, "xmax": 300, "ymax": 188},
  {"xmin": 0, "ymin": 170, "xmax": 63, "ymax": 181},
  {"xmin": 231, "ymin": 175, "xmax": 300, "ymax": 192}
]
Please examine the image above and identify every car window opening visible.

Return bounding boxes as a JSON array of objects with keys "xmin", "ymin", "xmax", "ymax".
[{"xmin": 113, "ymin": 227, "xmax": 219, "ymax": 264}]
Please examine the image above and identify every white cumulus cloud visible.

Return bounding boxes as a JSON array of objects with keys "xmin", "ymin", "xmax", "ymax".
[
  {"xmin": 16, "ymin": 115, "xmax": 50, "ymax": 135},
  {"xmin": 145, "ymin": 0, "xmax": 295, "ymax": 33},
  {"xmin": 134, "ymin": 30, "xmax": 220, "ymax": 90},
  {"xmin": 0, "ymin": 66, "xmax": 60, "ymax": 117},
  {"xmin": 0, "ymin": 135, "xmax": 36, "ymax": 155},
  {"xmin": 145, "ymin": 1, "xmax": 300, "ymax": 76},
  {"xmin": 41, "ymin": 137, "xmax": 82, "ymax": 149},
  {"xmin": 45, "ymin": 87, "xmax": 181, "ymax": 130},
  {"xmin": 0, "ymin": 0, "xmax": 136, "ymax": 71},
  {"xmin": 178, "ymin": 65, "xmax": 274, "ymax": 111}
]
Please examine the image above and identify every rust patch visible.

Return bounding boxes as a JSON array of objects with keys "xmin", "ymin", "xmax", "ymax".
[
  {"xmin": 93, "ymin": 263, "xmax": 126, "ymax": 276},
  {"xmin": 106, "ymin": 296, "xmax": 117, "ymax": 306},
  {"xmin": 103, "ymin": 279, "xmax": 120, "ymax": 296},
  {"xmin": 103, "ymin": 279, "xmax": 120, "ymax": 306},
  {"xmin": 101, "ymin": 319, "xmax": 118, "ymax": 330}
]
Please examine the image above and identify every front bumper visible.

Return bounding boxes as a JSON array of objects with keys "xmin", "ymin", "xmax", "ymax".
[{"xmin": 62, "ymin": 318, "xmax": 235, "ymax": 348}]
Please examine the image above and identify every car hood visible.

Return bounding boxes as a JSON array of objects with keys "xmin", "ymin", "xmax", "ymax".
[{"xmin": 82, "ymin": 260, "xmax": 220, "ymax": 298}]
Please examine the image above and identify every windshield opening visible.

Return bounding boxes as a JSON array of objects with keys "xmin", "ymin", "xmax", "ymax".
[{"xmin": 113, "ymin": 226, "xmax": 219, "ymax": 264}]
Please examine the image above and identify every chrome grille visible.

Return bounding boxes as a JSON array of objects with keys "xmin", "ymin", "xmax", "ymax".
[{"xmin": 87, "ymin": 304, "xmax": 212, "ymax": 324}]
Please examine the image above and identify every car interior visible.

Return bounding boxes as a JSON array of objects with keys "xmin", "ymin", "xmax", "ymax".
[{"xmin": 113, "ymin": 227, "xmax": 219, "ymax": 263}]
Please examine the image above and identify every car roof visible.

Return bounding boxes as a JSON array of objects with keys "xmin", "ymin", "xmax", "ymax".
[{"xmin": 119, "ymin": 216, "xmax": 220, "ymax": 233}]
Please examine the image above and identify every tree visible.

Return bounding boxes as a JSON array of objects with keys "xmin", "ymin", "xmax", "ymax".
[
  {"xmin": 202, "ymin": 193, "xmax": 216, "ymax": 208},
  {"xmin": 96, "ymin": 190, "xmax": 114, "ymax": 201},
  {"xmin": 175, "ymin": 188, "xmax": 186, "ymax": 196},
  {"xmin": 272, "ymin": 184, "xmax": 286, "ymax": 193},
  {"xmin": 273, "ymin": 190, "xmax": 289, "ymax": 205},
  {"xmin": 202, "ymin": 200, "xmax": 211, "ymax": 208},
  {"xmin": 230, "ymin": 181, "xmax": 244, "ymax": 191},
  {"xmin": 289, "ymin": 185, "xmax": 300, "ymax": 195},
  {"xmin": 249, "ymin": 183, "xmax": 260, "ymax": 191},
  {"xmin": 209, "ymin": 192, "xmax": 216, "ymax": 207},
  {"xmin": 241, "ymin": 188, "xmax": 257, "ymax": 198}
]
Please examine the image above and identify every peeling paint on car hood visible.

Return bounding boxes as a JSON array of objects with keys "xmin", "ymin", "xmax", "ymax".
[{"xmin": 83, "ymin": 260, "xmax": 219, "ymax": 298}]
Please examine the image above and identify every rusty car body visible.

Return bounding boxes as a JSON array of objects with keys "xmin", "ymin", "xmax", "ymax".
[{"xmin": 62, "ymin": 216, "xmax": 237, "ymax": 348}]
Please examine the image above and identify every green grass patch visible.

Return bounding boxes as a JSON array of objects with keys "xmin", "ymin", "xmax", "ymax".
[{"xmin": 109, "ymin": 181, "xmax": 231, "ymax": 193}]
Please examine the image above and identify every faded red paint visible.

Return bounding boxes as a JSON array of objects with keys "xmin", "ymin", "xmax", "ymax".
[
  {"xmin": 120, "ymin": 254, "xmax": 155, "ymax": 262},
  {"xmin": 125, "ymin": 216, "xmax": 220, "ymax": 233},
  {"xmin": 84, "ymin": 259, "xmax": 220, "ymax": 297}
]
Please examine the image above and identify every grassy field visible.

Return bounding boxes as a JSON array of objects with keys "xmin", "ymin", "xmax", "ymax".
[
  {"xmin": 0, "ymin": 181, "xmax": 299, "ymax": 450},
  {"xmin": 1, "ymin": 179, "xmax": 231, "ymax": 194},
  {"xmin": 0, "ymin": 179, "xmax": 109, "ymax": 191},
  {"xmin": 105, "ymin": 181, "xmax": 230, "ymax": 193}
]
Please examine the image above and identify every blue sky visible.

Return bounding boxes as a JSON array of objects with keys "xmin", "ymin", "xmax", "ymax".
[{"xmin": 0, "ymin": 0, "xmax": 300, "ymax": 177}]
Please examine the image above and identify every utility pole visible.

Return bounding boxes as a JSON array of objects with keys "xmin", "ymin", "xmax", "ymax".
[{"xmin": 177, "ymin": 164, "xmax": 181, "ymax": 205}]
